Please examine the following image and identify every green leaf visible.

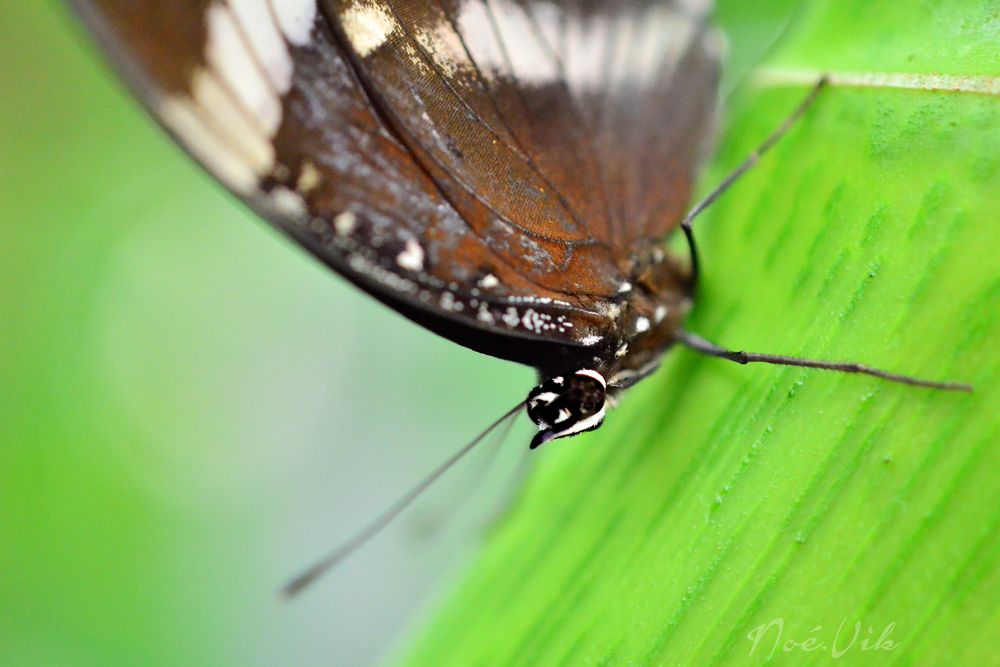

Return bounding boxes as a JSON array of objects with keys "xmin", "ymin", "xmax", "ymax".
[{"xmin": 395, "ymin": 1, "xmax": 1000, "ymax": 665}]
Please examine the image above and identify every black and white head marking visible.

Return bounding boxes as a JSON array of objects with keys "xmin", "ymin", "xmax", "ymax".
[{"xmin": 526, "ymin": 369, "xmax": 607, "ymax": 449}]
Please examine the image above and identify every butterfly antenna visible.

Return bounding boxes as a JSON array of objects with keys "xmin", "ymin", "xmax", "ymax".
[
  {"xmin": 678, "ymin": 330, "xmax": 972, "ymax": 392},
  {"xmin": 282, "ymin": 401, "xmax": 525, "ymax": 598},
  {"xmin": 677, "ymin": 76, "xmax": 829, "ymax": 289},
  {"xmin": 409, "ymin": 404, "xmax": 520, "ymax": 538}
]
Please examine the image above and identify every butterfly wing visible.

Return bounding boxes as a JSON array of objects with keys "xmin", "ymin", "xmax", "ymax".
[
  {"xmin": 69, "ymin": 0, "xmax": 719, "ymax": 370},
  {"xmin": 335, "ymin": 0, "xmax": 721, "ymax": 244}
]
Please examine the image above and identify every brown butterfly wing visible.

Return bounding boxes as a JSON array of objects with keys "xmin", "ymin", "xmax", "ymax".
[
  {"xmin": 69, "ymin": 0, "xmax": 719, "ymax": 370},
  {"xmin": 327, "ymin": 0, "xmax": 720, "ymax": 259}
]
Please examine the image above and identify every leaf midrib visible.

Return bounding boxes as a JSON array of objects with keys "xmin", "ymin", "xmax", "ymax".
[{"xmin": 755, "ymin": 68, "xmax": 1000, "ymax": 95}]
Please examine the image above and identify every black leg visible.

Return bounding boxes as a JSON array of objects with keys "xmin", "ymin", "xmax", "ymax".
[{"xmin": 678, "ymin": 330, "xmax": 972, "ymax": 393}]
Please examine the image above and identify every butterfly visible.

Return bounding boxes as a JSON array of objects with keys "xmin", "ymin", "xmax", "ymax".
[{"xmin": 68, "ymin": 0, "xmax": 970, "ymax": 593}]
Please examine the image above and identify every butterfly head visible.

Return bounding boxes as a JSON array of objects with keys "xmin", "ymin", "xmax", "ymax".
[{"xmin": 526, "ymin": 369, "xmax": 608, "ymax": 449}]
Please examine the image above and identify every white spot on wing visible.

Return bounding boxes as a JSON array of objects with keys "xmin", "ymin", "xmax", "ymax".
[
  {"xmin": 396, "ymin": 239, "xmax": 425, "ymax": 271},
  {"xmin": 487, "ymin": 0, "xmax": 559, "ymax": 85},
  {"xmin": 270, "ymin": 186, "xmax": 307, "ymax": 217},
  {"xmin": 521, "ymin": 309, "xmax": 547, "ymax": 332},
  {"xmin": 478, "ymin": 274, "xmax": 499, "ymax": 288},
  {"xmin": 476, "ymin": 303, "xmax": 495, "ymax": 324},
  {"xmin": 526, "ymin": 1, "xmax": 561, "ymax": 58},
  {"xmin": 334, "ymin": 211, "xmax": 356, "ymax": 235},
  {"xmin": 456, "ymin": 1, "xmax": 506, "ymax": 80},
  {"xmin": 274, "ymin": 0, "xmax": 317, "ymax": 46},
  {"xmin": 635, "ymin": 316, "xmax": 650, "ymax": 333},
  {"xmin": 226, "ymin": 0, "xmax": 294, "ymax": 93},
  {"xmin": 189, "ymin": 69, "xmax": 275, "ymax": 173},
  {"xmin": 623, "ymin": 7, "xmax": 697, "ymax": 89},
  {"xmin": 564, "ymin": 14, "xmax": 610, "ymax": 95},
  {"xmin": 342, "ymin": 1, "xmax": 400, "ymax": 57},
  {"xmin": 159, "ymin": 97, "xmax": 256, "ymax": 194},
  {"xmin": 296, "ymin": 161, "xmax": 321, "ymax": 193},
  {"xmin": 348, "ymin": 253, "xmax": 418, "ymax": 294},
  {"xmin": 206, "ymin": 4, "xmax": 282, "ymax": 135}
]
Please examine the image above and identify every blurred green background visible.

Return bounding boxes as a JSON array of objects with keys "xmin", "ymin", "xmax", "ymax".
[
  {"xmin": 2, "ymin": 3, "xmax": 540, "ymax": 666},
  {"xmin": 5, "ymin": 1, "xmax": 993, "ymax": 667}
]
